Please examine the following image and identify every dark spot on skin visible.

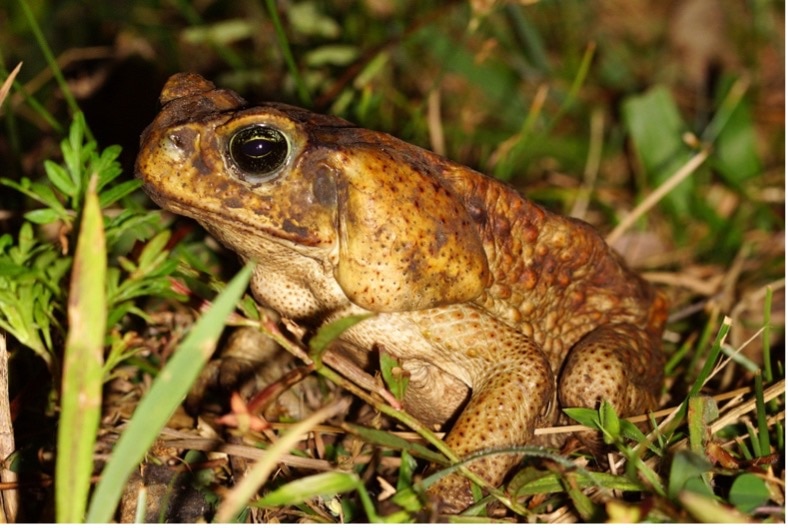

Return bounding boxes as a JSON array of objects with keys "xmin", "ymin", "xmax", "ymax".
[
  {"xmin": 433, "ymin": 226, "xmax": 449, "ymax": 251},
  {"xmin": 224, "ymin": 197, "xmax": 243, "ymax": 209},
  {"xmin": 466, "ymin": 196, "xmax": 487, "ymax": 224},
  {"xmin": 312, "ymin": 165, "xmax": 337, "ymax": 206},
  {"xmin": 194, "ymin": 153, "xmax": 212, "ymax": 177},
  {"xmin": 407, "ymin": 255, "xmax": 424, "ymax": 280},
  {"xmin": 282, "ymin": 219, "xmax": 310, "ymax": 238}
]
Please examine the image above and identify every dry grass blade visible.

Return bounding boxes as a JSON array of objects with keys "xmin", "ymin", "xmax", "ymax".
[
  {"xmin": 0, "ymin": 336, "xmax": 17, "ymax": 522},
  {"xmin": 162, "ymin": 438, "xmax": 336, "ymax": 471},
  {"xmin": 709, "ymin": 379, "xmax": 785, "ymax": 436},
  {"xmin": 607, "ymin": 148, "xmax": 709, "ymax": 245},
  {"xmin": 0, "ymin": 63, "xmax": 22, "ymax": 111},
  {"xmin": 215, "ymin": 398, "xmax": 351, "ymax": 523}
]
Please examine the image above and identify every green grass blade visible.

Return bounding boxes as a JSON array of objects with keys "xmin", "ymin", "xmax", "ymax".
[
  {"xmin": 55, "ymin": 178, "xmax": 106, "ymax": 522},
  {"xmin": 17, "ymin": 0, "xmax": 87, "ymax": 136},
  {"xmin": 254, "ymin": 471, "xmax": 361, "ymax": 507},
  {"xmin": 688, "ymin": 317, "xmax": 731, "ymax": 398},
  {"xmin": 265, "ymin": 0, "xmax": 311, "ymax": 106},
  {"xmin": 513, "ymin": 469, "xmax": 647, "ymax": 496},
  {"xmin": 762, "ymin": 286, "xmax": 773, "ymax": 382},
  {"xmin": 753, "ymin": 373, "xmax": 769, "ymax": 457},
  {"xmin": 343, "ymin": 423, "xmax": 448, "ymax": 465},
  {"xmin": 548, "ymin": 41, "xmax": 595, "ymax": 130},
  {"xmin": 505, "ymin": 4, "xmax": 550, "ymax": 73},
  {"xmin": 309, "ymin": 314, "xmax": 372, "ymax": 357},
  {"xmin": 84, "ymin": 262, "xmax": 254, "ymax": 523}
]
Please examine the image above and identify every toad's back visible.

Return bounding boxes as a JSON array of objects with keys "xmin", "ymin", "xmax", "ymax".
[{"xmin": 439, "ymin": 163, "xmax": 666, "ymax": 368}]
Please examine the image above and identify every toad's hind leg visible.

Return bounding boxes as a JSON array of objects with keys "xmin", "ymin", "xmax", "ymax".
[
  {"xmin": 558, "ymin": 323, "xmax": 664, "ymax": 447},
  {"xmin": 428, "ymin": 332, "xmax": 556, "ymax": 513}
]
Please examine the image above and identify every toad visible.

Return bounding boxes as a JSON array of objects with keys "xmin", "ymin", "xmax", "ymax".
[{"xmin": 136, "ymin": 73, "xmax": 667, "ymax": 513}]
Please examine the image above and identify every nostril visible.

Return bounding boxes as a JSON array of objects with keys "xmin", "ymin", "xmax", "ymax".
[
  {"xmin": 168, "ymin": 132, "xmax": 184, "ymax": 150},
  {"xmin": 168, "ymin": 128, "xmax": 196, "ymax": 150},
  {"xmin": 163, "ymin": 128, "xmax": 199, "ymax": 160}
]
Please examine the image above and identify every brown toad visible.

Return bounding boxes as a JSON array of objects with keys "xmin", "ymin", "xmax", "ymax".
[{"xmin": 136, "ymin": 73, "xmax": 667, "ymax": 513}]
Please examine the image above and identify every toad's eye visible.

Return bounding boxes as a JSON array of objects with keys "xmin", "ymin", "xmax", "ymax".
[{"xmin": 228, "ymin": 125, "xmax": 289, "ymax": 180}]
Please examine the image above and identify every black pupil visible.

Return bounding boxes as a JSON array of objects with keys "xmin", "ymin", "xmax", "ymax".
[{"xmin": 229, "ymin": 126, "xmax": 288, "ymax": 175}]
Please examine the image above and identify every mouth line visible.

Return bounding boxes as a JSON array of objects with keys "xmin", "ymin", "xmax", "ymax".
[{"xmin": 144, "ymin": 188, "xmax": 326, "ymax": 252}]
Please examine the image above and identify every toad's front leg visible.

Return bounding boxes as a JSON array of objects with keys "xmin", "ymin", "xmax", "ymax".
[{"xmin": 407, "ymin": 307, "xmax": 557, "ymax": 513}]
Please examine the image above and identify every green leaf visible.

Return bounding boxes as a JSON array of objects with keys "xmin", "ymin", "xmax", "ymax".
[
  {"xmin": 563, "ymin": 473, "xmax": 599, "ymax": 521},
  {"xmin": 44, "ymin": 159, "xmax": 77, "ymax": 197},
  {"xmin": 309, "ymin": 314, "xmax": 372, "ymax": 357},
  {"xmin": 599, "ymin": 400, "xmax": 621, "ymax": 444},
  {"xmin": 181, "ymin": 19, "xmax": 257, "ymax": 45},
  {"xmin": 728, "ymin": 473, "xmax": 769, "ymax": 513},
  {"xmin": 619, "ymin": 420, "xmax": 648, "ymax": 444},
  {"xmin": 305, "ymin": 45, "xmax": 358, "ymax": 67},
  {"xmin": 63, "ymin": 114, "xmax": 87, "ymax": 192},
  {"xmin": 622, "ymin": 86, "xmax": 695, "ymax": 220},
  {"xmin": 512, "ymin": 468, "xmax": 646, "ymax": 497},
  {"xmin": 85, "ymin": 262, "xmax": 254, "ymax": 523},
  {"xmin": 238, "ymin": 294, "xmax": 261, "ymax": 320},
  {"xmin": 395, "ymin": 450, "xmax": 418, "ymax": 491},
  {"xmin": 563, "ymin": 407, "xmax": 599, "ymax": 428},
  {"xmin": 136, "ymin": 230, "xmax": 171, "ymax": 272},
  {"xmin": 667, "ymin": 450, "xmax": 713, "ymax": 500},
  {"xmin": 688, "ymin": 396, "xmax": 718, "ymax": 455},
  {"xmin": 56, "ymin": 180, "xmax": 106, "ymax": 522},
  {"xmin": 0, "ymin": 261, "xmax": 28, "ymax": 278},
  {"xmin": 1, "ymin": 178, "xmax": 66, "ymax": 216},
  {"xmin": 379, "ymin": 349, "xmax": 409, "ymax": 401},
  {"xmin": 29, "ymin": 180, "xmax": 68, "ymax": 213},
  {"xmin": 343, "ymin": 423, "xmax": 448, "ymax": 465},
  {"xmin": 24, "ymin": 208, "xmax": 62, "ymax": 225},
  {"xmin": 720, "ymin": 344, "xmax": 760, "ymax": 372},
  {"xmin": 708, "ymin": 79, "xmax": 761, "ymax": 186},
  {"xmin": 94, "ymin": 144, "xmax": 124, "ymax": 190},
  {"xmin": 390, "ymin": 486, "xmax": 423, "ymax": 513},
  {"xmin": 0, "ymin": 223, "xmax": 68, "ymax": 362},
  {"xmin": 98, "ymin": 178, "xmax": 141, "ymax": 207}
]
